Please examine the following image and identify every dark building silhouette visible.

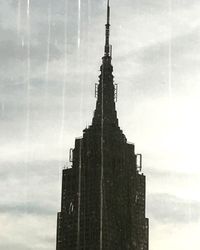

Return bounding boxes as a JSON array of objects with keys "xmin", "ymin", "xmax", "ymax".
[{"xmin": 56, "ymin": 1, "xmax": 149, "ymax": 250}]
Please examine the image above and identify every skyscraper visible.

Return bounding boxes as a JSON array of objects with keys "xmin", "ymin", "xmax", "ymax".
[{"xmin": 56, "ymin": 1, "xmax": 149, "ymax": 249}]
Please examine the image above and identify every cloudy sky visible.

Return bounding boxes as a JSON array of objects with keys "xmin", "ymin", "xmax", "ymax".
[{"xmin": 0, "ymin": 0, "xmax": 200, "ymax": 249}]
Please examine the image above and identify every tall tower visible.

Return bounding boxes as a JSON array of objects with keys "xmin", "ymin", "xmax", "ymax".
[{"xmin": 56, "ymin": 1, "xmax": 149, "ymax": 250}]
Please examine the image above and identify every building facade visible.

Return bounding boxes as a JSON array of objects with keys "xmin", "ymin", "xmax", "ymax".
[{"xmin": 56, "ymin": 2, "xmax": 149, "ymax": 250}]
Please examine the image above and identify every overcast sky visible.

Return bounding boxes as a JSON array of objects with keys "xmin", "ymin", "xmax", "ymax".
[{"xmin": 0, "ymin": 0, "xmax": 200, "ymax": 249}]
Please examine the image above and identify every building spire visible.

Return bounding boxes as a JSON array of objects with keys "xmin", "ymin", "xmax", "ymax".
[
  {"xmin": 104, "ymin": 0, "xmax": 111, "ymax": 56},
  {"xmin": 92, "ymin": 0, "xmax": 118, "ymax": 127}
]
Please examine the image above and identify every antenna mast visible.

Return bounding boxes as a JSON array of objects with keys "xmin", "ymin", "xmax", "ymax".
[{"xmin": 104, "ymin": 0, "xmax": 111, "ymax": 56}]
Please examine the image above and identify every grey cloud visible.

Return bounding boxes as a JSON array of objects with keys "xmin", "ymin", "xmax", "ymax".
[
  {"xmin": 146, "ymin": 167, "xmax": 200, "ymax": 181},
  {"xmin": 0, "ymin": 160, "xmax": 61, "ymax": 180},
  {"xmin": 148, "ymin": 193, "xmax": 200, "ymax": 223},
  {"xmin": 137, "ymin": 28, "xmax": 200, "ymax": 70},
  {"xmin": 0, "ymin": 203, "xmax": 55, "ymax": 216},
  {"xmin": 0, "ymin": 76, "xmax": 94, "ymax": 139},
  {"xmin": 0, "ymin": 30, "xmax": 62, "ymax": 65},
  {"xmin": 0, "ymin": 243, "xmax": 32, "ymax": 250},
  {"xmin": 30, "ymin": 0, "xmax": 104, "ymax": 16},
  {"xmin": 109, "ymin": 0, "xmax": 200, "ymax": 18},
  {"xmin": 41, "ymin": 235, "xmax": 55, "ymax": 244},
  {"xmin": 116, "ymin": 27, "xmax": 200, "ymax": 99},
  {"xmin": 0, "ymin": 160, "xmax": 61, "ymax": 210}
]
